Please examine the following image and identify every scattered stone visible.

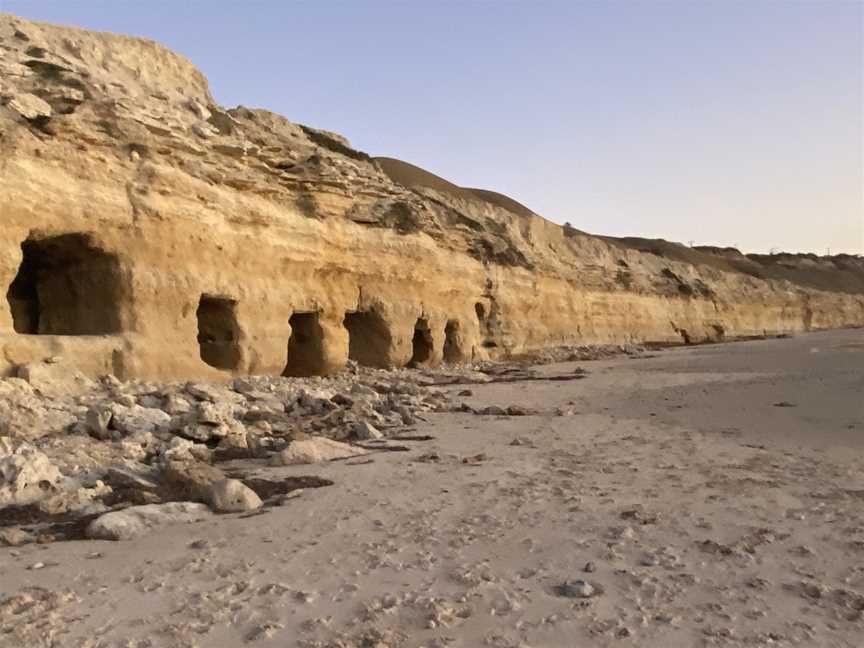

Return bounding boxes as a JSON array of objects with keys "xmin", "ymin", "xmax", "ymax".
[
  {"xmin": 505, "ymin": 405, "xmax": 533, "ymax": 416},
  {"xmin": 108, "ymin": 404, "xmax": 171, "ymax": 436},
  {"xmin": 160, "ymin": 460, "xmax": 226, "ymax": 501},
  {"xmin": 353, "ymin": 420, "xmax": 383, "ymax": 440},
  {"xmin": 206, "ymin": 478, "xmax": 262, "ymax": 513},
  {"xmin": 185, "ymin": 382, "xmax": 244, "ymax": 404},
  {"xmin": 555, "ymin": 579, "xmax": 598, "ymax": 598},
  {"xmin": 480, "ymin": 405, "xmax": 507, "ymax": 416},
  {"xmin": 164, "ymin": 393, "xmax": 192, "ymax": 414},
  {"xmin": 105, "ymin": 463, "xmax": 160, "ymax": 490},
  {"xmin": 162, "ymin": 437, "xmax": 213, "ymax": 463},
  {"xmin": 0, "ymin": 438, "xmax": 63, "ymax": 506},
  {"xmin": 0, "ymin": 527, "xmax": 34, "ymax": 547},
  {"xmin": 274, "ymin": 437, "xmax": 367, "ymax": 465},
  {"xmin": 415, "ymin": 452, "xmax": 441, "ymax": 463},
  {"xmin": 86, "ymin": 502, "xmax": 213, "ymax": 541},
  {"xmin": 16, "ymin": 360, "xmax": 94, "ymax": 397},
  {"xmin": 85, "ymin": 406, "xmax": 113, "ymax": 440}
]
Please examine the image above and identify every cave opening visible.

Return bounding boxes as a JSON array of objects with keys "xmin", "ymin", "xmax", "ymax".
[
  {"xmin": 343, "ymin": 310, "xmax": 391, "ymax": 368},
  {"xmin": 284, "ymin": 312, "xmax": 326, "ymax": 377},
  {"xmin": 197, "ymin": 295, "xmax": 241, "ymax": 370},
  {"xmin": 6, "ymin": 234, "xmax": 123, "ymax": 335},
  {"xmin": 409, "ymin": 317, "xmax": 433, "ymax": 367}
]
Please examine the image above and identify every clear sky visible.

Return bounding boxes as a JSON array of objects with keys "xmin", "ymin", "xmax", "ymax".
[{"xmin": 3, "ymin": 0, "xmax": 862, "ymax": 254}]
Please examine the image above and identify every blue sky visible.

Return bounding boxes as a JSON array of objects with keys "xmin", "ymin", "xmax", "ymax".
[{"xmin": 3, "ymin": 0, "xmax": 862, "ymax": 254}]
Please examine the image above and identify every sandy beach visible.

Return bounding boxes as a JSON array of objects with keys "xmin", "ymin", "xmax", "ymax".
[{"xmin": 2, "ymin": 329, "xmax": 863, "ymax": 648}]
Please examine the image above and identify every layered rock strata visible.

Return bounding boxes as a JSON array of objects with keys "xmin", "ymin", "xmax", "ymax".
[{"xmin": 1, "ymin": 15, "xmax": 862, "ymax": 381}]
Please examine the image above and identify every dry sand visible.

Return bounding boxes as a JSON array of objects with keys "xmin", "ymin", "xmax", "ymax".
[{"xmin": 2, "ymin": 329, "xmax": 863, "ymax": 647}]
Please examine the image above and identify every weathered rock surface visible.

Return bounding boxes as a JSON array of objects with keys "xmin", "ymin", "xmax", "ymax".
[
  {"xmin": 206, "ymin": 478, "xmax": 261, "ymax": 513},
  {"xmin": 0, "ymin": 438, "xmax": 62, "ymax": 506},
  {"xmin": 160, "ymin": 460, "xmax": 226, "ymax": 502},
  {"xmin": 85, "ymin": 502, "xmax": 213, "ymax": 540},
  {"xmin": 275, "ymin": 437, "xmax": 368, "ymax": 465},
  {"xmin": 0, "ymin": 14, "xmax": 861, "ymax": 383}
]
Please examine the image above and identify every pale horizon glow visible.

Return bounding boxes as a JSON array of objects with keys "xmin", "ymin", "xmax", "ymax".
[{"xmin": 3, "ymin": 0, "xmax": 862, "ymax": 255}]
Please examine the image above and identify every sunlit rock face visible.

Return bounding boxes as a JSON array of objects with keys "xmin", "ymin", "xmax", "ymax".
[{"xmin": 1, "ymin": 14, "xmax": 862, "ymax": 381}]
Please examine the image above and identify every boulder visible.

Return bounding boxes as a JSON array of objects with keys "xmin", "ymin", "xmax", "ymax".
[
  {"xmin": 0, "ymin": 378, "xmax": 77, "ymax": 439},
  {"xmin": 161, "ymin": 437, "xmax": 212, "ymax": 463},
  {"xmin": 86, "ymin": 502, "xmax": 213, "ymax": 541},
  {"xmin": 108, "ymin": 404, "xmax": 171, "ymax": 436},
  {"xmin": 177, "ymin": 401, "xmax": 244, "ymax": 442},
  {"xmin": 352, "ymin": 420, "xmax": 383, "ymax": 440},
  {"xmin": 195, "ymin": 401, "xmax": 235, "ymax": 425},
  {"xmin": 274, "ymin": 437, "xmax": 367, "ymax": 466},
  {"xmin": 207, "ymin": 479, "xmax": 261, "ymax": 512},
  {"xmin": 163, "ymin": 393, "xmax": 192, "ymax": 415},
  {"xmin": 160, "ymin": 460, "xmax": 226, "ymax": 501},
  {"xmin": 0, "ymin": 438, "xmax": 63, "ymax": 506},
  {"xmin": 117, "ymin": 429, "xmax": 159, "ymax": 462}
]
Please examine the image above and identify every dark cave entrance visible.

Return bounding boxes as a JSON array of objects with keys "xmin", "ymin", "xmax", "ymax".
[
  {"xmin": 409, "ymin": 317, "xmax": 433, "ymax": 367},
  {"xmin": 343, "ymin": 310, "xmax": 391, "ymax": 368},
  {"xmin": 197, "ymin": 295, "xmax": 241, "ymax": 370},
  {"xmin": 6, "ymin": 234, "xmax": 123, "ymax": 335},
  {"xmin": 284, "ymin": 312, "xmax": 326, "ymax": 377}
]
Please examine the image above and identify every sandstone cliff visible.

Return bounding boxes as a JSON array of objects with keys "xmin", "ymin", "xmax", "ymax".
[{"xmin": 1, "ymin": 15, "xmax": 862, "ymax": 381}]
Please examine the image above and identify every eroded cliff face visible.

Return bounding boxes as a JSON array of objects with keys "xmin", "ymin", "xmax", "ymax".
[{"xmin": 1, "ymin": 15, "xmax": 862, "ymax": 381}]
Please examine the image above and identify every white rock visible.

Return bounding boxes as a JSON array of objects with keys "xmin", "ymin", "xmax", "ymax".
[
  {"xmin": 274, "ymin": 437, "xmax": 367, "ymax": 465},
  {"xmin": 108, "ymin": 404, "xmax": 171, "ymax": 435},
  {"xmin": 195, "ymin": 401, "xmax": 234, "ymax": 425},
  {"xmin": 0, "ymin": 378, "xmax": 77, "ymax": 439},
  {"xmin": 163, "ymin": 393, "xmax": 192, "ymax": 415},
  {"xmin": 86, "ymin": 502, "xmax": 213, "ymax": 541},
  {"xmin": 162, "ymin": 437, "xmax": 205, "ymax": 463},
  {"xmin": 207, "ymin": 479, "xmax": 261, "ymax": 512},
  {"xmin": 0, "ymin": 438, "xmax": 63, "ymax": 506}
]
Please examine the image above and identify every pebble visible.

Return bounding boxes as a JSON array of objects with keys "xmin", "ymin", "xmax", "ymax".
[{"xmin": 555, "ymin": 579, "xmax": 597, "ymax": 598}]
